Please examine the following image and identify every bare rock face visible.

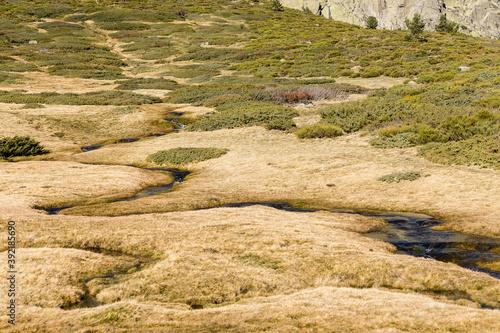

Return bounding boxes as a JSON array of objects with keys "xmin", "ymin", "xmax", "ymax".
[{"xmin": 281, "ymin": 0, "xmax": 500, "ymax": 39}]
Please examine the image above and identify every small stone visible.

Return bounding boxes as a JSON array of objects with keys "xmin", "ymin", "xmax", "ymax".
[{"xmin": 326, "ymin": 183, "xmax": 336, "ymax": 187}]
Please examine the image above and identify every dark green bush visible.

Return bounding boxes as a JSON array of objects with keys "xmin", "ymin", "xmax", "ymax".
[
  {"xmin": 0, "ymin": 136, "xmax": 49, "ymax": 158},
  {"xmin": 440, "ymin": 110, "xmax": 499, "ymax": 141},
  {"xmin": 365, "ymin": 16, "xmax": 378, "ymax": 29},
  {"xmin": 295, "ymin": 124, "xmax": 343, "ymax": 139},
  {"xmin": 146, "ymin": 147, "xmax": 228, "ymax": 165},
  {"xmin": 98, "ymin": 22, "xmax": 150, "ymax": 31}
]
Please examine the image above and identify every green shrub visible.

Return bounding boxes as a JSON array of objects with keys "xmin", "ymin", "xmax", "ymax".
[
  {"xmin": 405, "ymin": 13, "xmax": 425, "ymax": 36},
  {"xmin": 378, "ymin": 172, "xmax": 426, "ymax": 183},
  {"xmin": 440, "ymin": 110, "xmax": 499, "ymax": 141},
  {"xmin": 114, "ymin": 78, "xmax": 182, "ymax": 90},
  {"xmin": 435, "ymin": 15, "xmax": 459, "ymax": 34},
  {"xmin": 26, "ymin": 5, "xmax": 73, "ymax": 18},
  {"xmin": 418, "ymin": 136, "xmax": 500, "ymax": 169},
  {"xmin": 0, "ymin": 72, "xmax": 25, "ymax": 84},
  {"xmin": 0, "ymin": 91, "xmax": 161, "ymax": 105},
  {"xmin": 190, "ymin": 102, "xmax": 298, "ymax": 131},
  {"xmin": 295, "ymin": 124, "xmax": 343, "ymax": 139},
  {"xmin": 365, "ymin": 16, "xmax": 378, "ymax": 29},
  {"xmin": 0, "ymin": 136, "xmax": 49, "ymax": 158},
  {"xmin": 146, "ymin": 147, "xmax": 228, "ymax": 165},
  {"xmin": 265, "ymin": 118, "xmax": 296, "ymax": 131},
  {"xmin": 270, "ymin": 0, "xmax": 284, "ymax": 12},
  {"xmin": 369, "ymin": 133, "xmax": 418, "ymax": 148}
]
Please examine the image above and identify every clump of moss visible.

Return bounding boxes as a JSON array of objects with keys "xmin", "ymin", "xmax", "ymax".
[
  {"xmin": 21, "ymin": 103, "xmax": 45, "ymax": 109},
  {"xmin": 0, "ymin": 136, "xmax": 49, "ymax": 158},
  {"xmin": 378, "ymin": 172, "xmax": 427, "ymax": 183},
  {"xmin": 146, "ymin": 147, "xmax": 228, "ymax": 165},
  {"xmin": 295, "ymin": 124, "xmax": 343, "ymax": 139}
]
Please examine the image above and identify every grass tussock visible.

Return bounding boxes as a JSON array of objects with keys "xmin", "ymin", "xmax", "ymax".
[{"xmin": 146, "ymin": 147, "xmax": 228, "ymax": 166}]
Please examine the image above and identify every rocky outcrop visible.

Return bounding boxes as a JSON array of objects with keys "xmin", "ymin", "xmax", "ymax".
[{"xmin": 280, "ymin": 0, "xmax": 500, "ymax": 39}]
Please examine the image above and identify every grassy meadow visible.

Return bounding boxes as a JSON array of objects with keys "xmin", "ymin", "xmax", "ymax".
[{"xmin": 1, "ymin": 0, "xmax": 500, "ymax": 331}]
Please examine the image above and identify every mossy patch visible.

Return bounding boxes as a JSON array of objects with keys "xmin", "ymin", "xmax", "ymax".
[
  {"xmin": 146, "ymin": 147, "xmax": 229, "ymax": 166},
  {"xmin": 378, "ymin": 172, "xmax": 427, "ymax": 183}
]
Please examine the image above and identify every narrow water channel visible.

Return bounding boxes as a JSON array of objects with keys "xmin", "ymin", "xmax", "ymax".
[
  {"xmin": 217, "ymin": 203, "xmax": 500, "ymax": 279},
  {"xmin": 42, "ymin": 168, "xmax": 190, "ymax": 215},
  {"xmin": 42, "ymin": 196, "xmax": 500, "ymax": 280}
]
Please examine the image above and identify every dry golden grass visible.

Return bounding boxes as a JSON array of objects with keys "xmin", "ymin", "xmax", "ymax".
[
  {"xmin": 66, "ymin": 127, "xmax": 500, "ymax": 238},
  {"xmin": 0, "ymin": 161, "xmax": 173, "ymax": 210},
  {"xmin": 2, "ymin": 287, "xmax": 500, "ymax": 332},
  {"xmin": 0, "ymin": 103, "xmax": 79, "ymax": 153},
  {"xmin": 0, "ymin": 14, "xmax": 499, "ymax": 332},
  {"xmin": 0, "ymin": 72, "xmax": 118, "ymax": 94},
  {"xmin": 6, "ymin": 206, "xmax": 500, "ymax": 310},
  {"xmin": 0, "ymin": 103, "xmax": 180, "ymax": 153},
  {"xmin": 2, "ymin": 206, "xmax": 500, "ymax": 331},
  {"xmin": 0, "ymin": 248, "xmax": 139, "ymax": 308}
]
